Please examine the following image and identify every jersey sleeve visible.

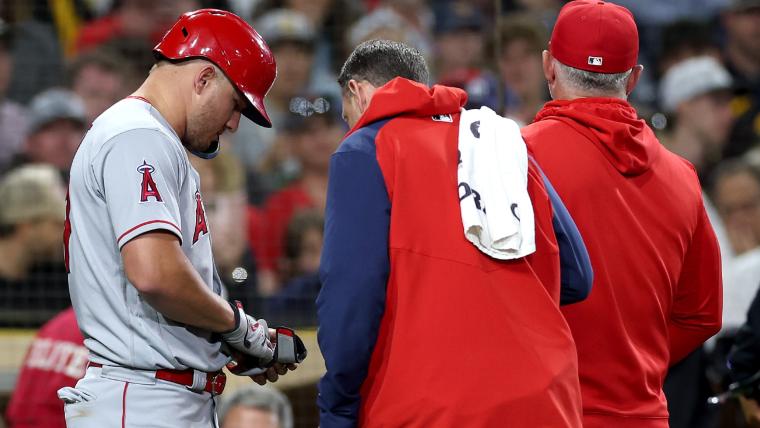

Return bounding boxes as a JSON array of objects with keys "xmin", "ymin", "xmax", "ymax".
[
  {"xmin": 541, "ymin": 171, "xmax": 593, "ymax": 305},
  {"xmin": 94, "ymin": 129, "xmax": 184, "ymax": 249},
  {"xmin": 669, "ymin": 203, "xmax": 723, "ymax": 364},
  {"xmin": 528, "ymin": 156, "xmax": 593, "ymax": 305},
  {"xmin": 316, "ymin": 135, "xmax": 391, "ymax": 427}
]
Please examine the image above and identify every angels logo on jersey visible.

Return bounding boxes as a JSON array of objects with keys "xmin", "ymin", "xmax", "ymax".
[
  {"xmin": 137, "ymin": 161, "xmax": 162, "ymax": 202},
  {"xmin": 193, "ymin": 190, "xmax": 209, "ymax": 244}
]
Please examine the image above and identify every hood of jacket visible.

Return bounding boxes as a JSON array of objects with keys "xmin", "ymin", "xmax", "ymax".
[
  {"xmin": 533, "ymin": 97, "xmax": 660, "ymax": 176},
  {"xmin": 349, "ymin": 77, "xmax": 468, "ymax": 134}
]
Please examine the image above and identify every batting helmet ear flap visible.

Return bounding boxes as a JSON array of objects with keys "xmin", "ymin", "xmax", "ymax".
[{"xmin": 154, "ymin": 9, "xmax": 277, "ymax": 128}]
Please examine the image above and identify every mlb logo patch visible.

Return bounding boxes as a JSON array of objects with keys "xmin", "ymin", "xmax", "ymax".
[
  {"xmin": 588, "ymin": 56, "xmax": 603, "ymax": 66},
  {"xmin": 432, "ymin": 114, "xmax": 453, "ymax": 123}
]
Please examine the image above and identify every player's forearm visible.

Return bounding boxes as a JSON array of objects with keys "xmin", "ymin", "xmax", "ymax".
[
  {"xmin": 139, "ymin": 270, "xmax": 235, "ymax": 333},
  {"xmin": 122, "ymin": 232, "xmax": 235, "ymax": 332}
]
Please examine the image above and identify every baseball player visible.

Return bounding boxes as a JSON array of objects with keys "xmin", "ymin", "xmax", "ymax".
[{"xmin": 59, "ymin": 10, "xmax": 290, "ymax": 428}]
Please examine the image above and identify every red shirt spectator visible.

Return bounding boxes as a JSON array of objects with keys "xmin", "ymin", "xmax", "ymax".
[
  {"xmin": 6, "ymin": 308, "xmax": 87, "ymax": 428},
  {"xmin": 248, "ymin": 184, "xmax": 314, "ymax": 272}
]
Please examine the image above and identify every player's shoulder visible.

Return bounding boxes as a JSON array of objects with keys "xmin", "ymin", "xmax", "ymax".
[
  {"xmin": 92, "ymin": 99, "xmax": 173, "ymax": 139},
  {"xmin": 336, "ymin": 118, "xmax": 393, "ymax": 157},
  {"xmin": 85, "ymin": 99, "xmax": 184, "ymax": 160}
]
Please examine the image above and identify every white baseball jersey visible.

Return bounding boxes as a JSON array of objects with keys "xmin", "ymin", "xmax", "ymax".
[{"xmin": 66, "ymin": 97, "xmax": 227, "ymax": 372}]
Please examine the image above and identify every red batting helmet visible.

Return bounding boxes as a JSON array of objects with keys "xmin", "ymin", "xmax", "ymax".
[{"xmin": 154, "ymin": 9, "xmax": 276, "ymax": 127}]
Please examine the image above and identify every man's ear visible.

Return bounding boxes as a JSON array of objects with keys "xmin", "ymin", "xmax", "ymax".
[
  {"xmin": 347, "ymin": 79, "xmax": 367, "ymax": 114},
  {"xmin": 542, "ymin": 50, "xmax": 555, "ymax": 85},
  {"xmin": 194, "ymin": 65, "xmax": 217, "ymax": 95},
  {"xmin": 626, "ymin": 65, "xmax": 644, "ymax": 97}
]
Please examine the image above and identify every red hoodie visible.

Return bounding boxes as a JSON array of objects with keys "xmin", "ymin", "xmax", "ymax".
[
  {"xmin": 523, "ymin": 98, "xmax": 723, "ymax": 428},
  {"xmin": 318, "ymin": 78, "xmax": 584, "ymax": 427}
]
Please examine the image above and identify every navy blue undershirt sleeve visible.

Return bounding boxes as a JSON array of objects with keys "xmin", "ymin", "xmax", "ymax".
[
  {"xmin": 316, "ymin": 122, "xmax": 391, "ymax": 428},
  {"xmin": 530, "ymin": 158, "xmax": 593, "ymax": 305}
]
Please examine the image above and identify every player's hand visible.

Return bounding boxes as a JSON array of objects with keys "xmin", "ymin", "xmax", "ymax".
[
  {"xmin": 225, "ymin": 328, "xmax": 300, "ymax": 383},
  {"xmin": 220, "ymin": 301, "xmax": 274, "ymax": 362},
  {"xmin": 249, "ymin": 362, "xmax": 299, "ymax": 385}
]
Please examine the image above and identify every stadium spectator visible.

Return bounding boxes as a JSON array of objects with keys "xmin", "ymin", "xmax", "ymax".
[
  {"xmin": 189, "ymin": 146, "xmax": 254, "ymax": 286},
  {"xmin": 711, "ymin": 160, "xmax": 760, "ymax": 312},
  {"xmin": 19, "ymin": 88, "xmax": 86, "ymax": 176},
  {"xmin": 659, "ymin": 56, "xmax": 735, "ymax": 181},
  {"xmin": 657, "ymin": 20, "xmax": 721, "ymax": 77},
  {"xmin": 0, "ymin": 165, "xmax": 68, "ymax": 326},
  {"xmin": 722, "ymin": 0, "xmax": 760, "ymax": 158},
  {"xmin": 713, "ymin": 159, "xmax": 760, "ymax": 256},
  {"xmin": 218, "ymin": 384, "xmax": 294, "ymax": 428},
  {"xmin": 496, "ymin": 15, "xmax": 549, "ymax": 124},
  {"xmin": 249, "ymin": 100, "xmax": 342, "ymax": 295},
  {"xmin": 723, "ymin": 0, "xmax": 760, "ymax": 95},
  {"xmin": 252, "ymin": 0, "xmax": 362, "ymax": 73},
  {"xmin": 501, "ymin": 0, "xmax": 564, "ymax": 28},
  {"xmin": 5, "ymin": 308, "xmax": 86, "ymax": 428},
  {"xmin": 433, "ymin": 0, "xmax": 485, "ymax": 79},
  {"xmin": 280, "ymin": 209, "xmax": 324, "ymax": 284},
  {"xmin": 0, "ymin": 19, "xmax": 28, "ymax": 172},
  {"xmin": 74, "ymin": 0, "xmax": 200, "ymax": 54},
  {"xmin": 432, "ymin": 1, "xmax": 499, "ymax": 110},
  {"xmin": 231, "ymin": 9, "xmax": 330, "ymax": 171},
  {"xmin": 3, "ymin": 11, "xmax": 65, "ymax": 104},
  {"xmin": 727, "ymin": 281, "xmax": 760, "ymax": 427},
  {"xmin": 66, "ymin": 48, "xmax": 131, "ymax": 123},
  {"xmin": 522, "ymin": 2, "xmax": 723, "ymax": 427},
  {"xmin": 656, "ymin": 59, "xmax": 743, "ymax": 426},
  {"xmin": 265, "ymin": 209, "xmax": 324, "ymax": 325},
  {"xmin": 371, "ymin": 0, "xmax": 434, "ymax": 59}
]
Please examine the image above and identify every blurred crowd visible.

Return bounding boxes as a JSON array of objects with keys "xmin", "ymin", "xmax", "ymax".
[{"xmin": 0, "ymin": 0, "xmax": 758, "ymax": 426}]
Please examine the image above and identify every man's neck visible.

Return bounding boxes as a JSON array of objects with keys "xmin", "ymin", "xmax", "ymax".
[
  {"xmin": 0, "ymin": 239, "xmax": 28, "ymax": 281},
  {"xmin": 132, "ymin": 74, "xmax": 187, "ymax": 140}
]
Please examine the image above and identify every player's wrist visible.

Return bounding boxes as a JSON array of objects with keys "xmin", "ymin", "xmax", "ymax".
[{"xmin": 221, "ymin": 301, "xmax": 242, "ymax": 335}]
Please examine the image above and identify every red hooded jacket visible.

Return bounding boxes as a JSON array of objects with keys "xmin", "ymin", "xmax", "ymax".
[
  {"xmin": 317, "ymin": 78, "xmax": 586, "ymax": 427},
  {"xmin": 523, "ymin": 98, "xmax": 723, "ymax": 428}
]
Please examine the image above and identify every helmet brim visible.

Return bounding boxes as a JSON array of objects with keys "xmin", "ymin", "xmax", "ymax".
[{"xmin": 242, "ymin": 93, "xmax": 272, "ymax": 128}]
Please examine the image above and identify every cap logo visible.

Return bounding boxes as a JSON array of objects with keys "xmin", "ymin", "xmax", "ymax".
[{"xmin": 588, "ymin": 56, "xmax": 603, "ymax": 66}]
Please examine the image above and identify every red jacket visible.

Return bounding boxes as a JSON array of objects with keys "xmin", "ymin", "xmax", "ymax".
[
  {"xmin": 318, "ymin": 78, "xmax": 584, "ymax": 427},
  {"xmin": 523, "ymin": 98, "xmax": 723, "ymax": 428},
  {"xmin": 6, "ymin": 308, "xmax": 87, "ymax": 428}
]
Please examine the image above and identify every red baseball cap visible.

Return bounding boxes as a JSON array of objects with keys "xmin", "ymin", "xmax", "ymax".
[{"xmin": 550, "ymin": 1, "xmax": 639, "ymax": 74}]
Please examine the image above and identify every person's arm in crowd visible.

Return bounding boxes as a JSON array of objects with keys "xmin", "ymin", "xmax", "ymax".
[
  {"xmin": 316, "ymin": 131, "xmax": 391, "ymax": 428},
  {"xmin": 730, "ymin": 289, "xmax": 760, "ymax": 426},
  {"xmin": 530, "ymin": 158, "xmax": 593, "ymax": 305},
  {"xmin": 669, "ymin": 204, "xmax": 723, "ymax": 364},
  {"xmin": 729, "ymin": 286, "xmax": 760, "ymax": 383}
]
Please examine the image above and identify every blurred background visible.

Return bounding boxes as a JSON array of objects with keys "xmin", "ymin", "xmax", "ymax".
[{"xmin": 0, "ymin": 0, "xmax": 758, "ymax": 427}]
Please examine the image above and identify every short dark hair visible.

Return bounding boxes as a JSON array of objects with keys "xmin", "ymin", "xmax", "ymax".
[{"xmin": 337, "ymin": 39, "xmax": 429, "ymax": 90}]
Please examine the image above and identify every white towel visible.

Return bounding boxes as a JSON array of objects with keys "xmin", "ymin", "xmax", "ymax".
[{"xmin": 457, "ymin": 106, "xmax": 535, "ymax": 260}]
